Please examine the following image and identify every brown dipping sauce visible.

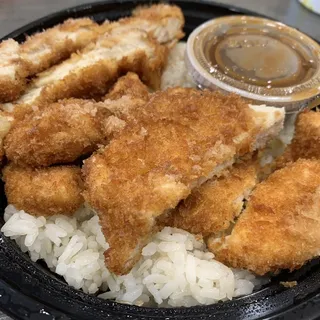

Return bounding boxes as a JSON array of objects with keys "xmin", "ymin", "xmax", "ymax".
[
  {"xmin": 187, "ymin": 16, "xmax": 320, "ymax": 112},
  {"xmin": 203, "ymin": 30, "xmax": 317, "ymax": 88}
]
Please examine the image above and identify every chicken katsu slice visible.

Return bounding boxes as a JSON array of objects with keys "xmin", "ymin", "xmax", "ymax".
[
  {"xmin": 208, "ymin": 159, "xmax": 320, "ymax": 275},
  {"xmin": 277, "ymin": 111, "xmax": 320, "ymax": 168},
  {"xmin": 3, "ymin": 3, "xmax": 183, "ymax": 116},
  {"xmin": 6, "ymin": 29, "xmax": 166, "ymax": 119},
  {"xmin": 105, "ymin": 4, "xmax": 184, "ymax": 47},
  {"xmin": 0, "ymin": 19, "xmax": 101, "ymax": 103},
  {"xmin": 3, "ymin": 164, "xmax": 83, "ymax": 216},
  {"xmin": 0, "ymin": 3, "xmax": 182, "ymax": 107},
  {"xmin": 0, "ymin": 40, "xmax": 27, "ymax": 102},
  {"xmin": 4, "ymin": 74, "xmax": 150, "ymax": 167},
  {"xmin": 20, "ymin": 18, "xmax": 101, "ymax": 77},
  {"xmin": 4, "ymin": 99, "xmax": 112, "ymax": 167},
  {"xmin": 83, "ymin": 88, "xmax": 285, "ymax": 274},
  {"xmin": 160, "ymin": 159, "xmax": 259, "ymax": 237}
]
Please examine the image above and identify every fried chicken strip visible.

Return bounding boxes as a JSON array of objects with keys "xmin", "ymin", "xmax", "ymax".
[
  {"xmin": 208, "ymin": 159, "xmax": 320, "ymax": 275},
  {"xmin": 107, "ymin": 4, "xmax": 184, "ymax": 48},
  {"xmin": 4, "ymin": 73, "xmax": 150, "ymax": 167},
  {"xmin": 0, "ymin": 4, "xmax": 184, "ymax": 105},
  {"xmin": 3, "ymin": 164, "xmax": 83, "ymax": 216},
  {"xmin": 4, "ymin": 99, "xmax": 112, "ymax": 167},
  {"xmin": 7, "ymin": 29, "xmax": 166, "ymax": 120},
  {"xmin": 0, "ymin": 40, "xmax": 27, "ymax": 102},
  {"xmin": 277, "ymin": 111, "xmax": 320, "ymax": 168},
  {"xmin": 0, "ymin": 19, "xmax": 102, "ymax": 103},
  {"xmin": 20, "ymin": 18, "xmax": 101, "ymax": 77},
  {"xmin": 83, "ymin": 88, "xmax": 285, "ymax": 275},
  {"xmin": 3, "ymin": 4, "xmax": 184, "ymax": 117},
  {"xmin": 159, "ymin": 159, "xmax": 259, "ymax": 237}
]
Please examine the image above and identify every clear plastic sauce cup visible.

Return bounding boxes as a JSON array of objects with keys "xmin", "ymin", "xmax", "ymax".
[{"xmin": 186, "ymin": 16, "xmax": 320, "ymax": 113}]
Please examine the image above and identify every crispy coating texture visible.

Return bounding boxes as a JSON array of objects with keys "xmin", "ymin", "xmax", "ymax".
[
  {"xmin": 4, "ymin": 99, "xmax": 111, "ymax": 167},
  {"xmin": 160, "ymin": 160, "xmax": 258, "ymax": 237},
  {"xmin": 3, "ymin": 164, "xmax": 83, "ymax": 216},
  {"xmin": 0, "ymin": 40, "xmax": 27, "ymax": 103},
  {"xmin": 83, "ymin": 88, "xmax": 284, "ymax": 274},
  {"xmin": 10, "ymin": 29, "xmax": 167, "ymax": 120},
  {"xmin": 208, "ymin": 159, "xmax": 320, "ymax": 275},
  {"xmin": 102, "ymin": 72, "xmax": 150, "ymax": 125},
  {"xmin": 20, "ymin": 18, "xmax": 101, "ymax": 77},
  {"xmin": 4, "ymin": 75, "xmax": 149, "ymax": 168},
  {"xmin": 104, "ymin": 72, "xmax": 149, "ymax": 101},
  {"xmin": 0, "ymin": 111, "xmax": 14, "ymax": 167},
  {"xmin": 0, "ymin": 146, "xmax": 4, "ymax": 168},
  {"xmin": 277, "ymin": 111, "xmax": 320, "ymax": 168}
]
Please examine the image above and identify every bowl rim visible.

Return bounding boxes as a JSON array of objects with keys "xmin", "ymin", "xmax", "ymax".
[{"xmin": 1, "ymin": 1, "xmax": 320, "ymax": 319}]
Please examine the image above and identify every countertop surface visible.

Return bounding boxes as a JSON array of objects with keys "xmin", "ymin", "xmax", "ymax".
[{"xmin": 0, "ymin": 0, "xmax": 319, "ymax": 319}]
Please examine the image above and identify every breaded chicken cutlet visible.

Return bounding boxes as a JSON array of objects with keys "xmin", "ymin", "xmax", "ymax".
[
  {"xmin": 3, "ymin": 164, "xmax": 83, "ymax": 216},
  {"xmin": 83, "ymin": 88, "xmax": 285, "ymax": 275},
  {"xmin": 159, "ymin": 159, "xmax": 259, "ymax": 237},
  {"xmin": 2, "ymin": 73, "xmax": 149, "ymax": 216},
  {"xmin": 0, "ymin": 40, "xmax": 27, "ymax": 103},
  {"xmin": 208, "ymin": 159, "xmax": 320, "ymax": 275},
  {"xmin": 3, "ymin": 4, "xmax": 184, "ymax": 118},
  {"xmin": 105, "ymin": 4, "xmax": 184, "ymax": 48},
  {"xmin": 7, "ymin": 29, "xmax": 166, "ymax": 120},
  {"xmin": 20, "ymin": 18, "xmax": 102, "ymax": 77},
  {"xmin": 0, "ymin": 19, "xmax": 101, "ymax": 103},
  {"xmin": 4, "ymin": 73, "xmax": 150, "ymax": 167},
  {"xmin": 4, "ymin": 99, "xmax": 112, "ymax": 167},
  {"xmin": 277, "ymin": 111, "xmax": 320, "ymax": 168}
]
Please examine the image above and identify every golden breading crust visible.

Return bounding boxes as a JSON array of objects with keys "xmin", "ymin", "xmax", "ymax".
[
  {"xmin": 3, "ymin": 164, "xmax": 83, "ymax": 216},
  {"xmin": 101, "ymin": 72, "xmax": 150, "ymax": 126},
  {"xmin": 9, "ymin": 29, "xmax": 167, "ymax": 120},
  {"xmin": 0, "ymin": 111, "xmax": 14, "ymax": 167},
  {"xmin": 4, "ymin": 74, "xmax": 150, "ymax": 168},
  {"xmin": 4, "ymin": 99, "xmax": 112, "ymax": 167},
  {"xmin": 83, "ymin": 88, "xmax": 284, "ymax": 275},
  {"xmin": 277, "ymin": 111, "xmax": 320, "ymax": 168},
  {"xmin": 0, "ymin": 40, "xmax": 27, "ymax": 103},
  {"xmin": 159, "ymin": 160, "xmax": 258, "ymax": 237},
  {"xmin": 208, "ymin": 159, "xmax": 320, "ymax": 275},
  {"xmin": 104, "ymin": 72, "xmax": 149, "ymax": 101}
]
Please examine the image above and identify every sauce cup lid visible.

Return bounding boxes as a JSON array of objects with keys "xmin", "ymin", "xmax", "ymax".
[{"xmin": 186, "ymin": 16, "xmax": 320, "ymax": 113}]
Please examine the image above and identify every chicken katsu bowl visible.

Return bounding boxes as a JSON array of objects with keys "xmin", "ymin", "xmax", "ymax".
[{"xmin": 1, "ymin": 1, "xmax": 320, "ymax": 319}]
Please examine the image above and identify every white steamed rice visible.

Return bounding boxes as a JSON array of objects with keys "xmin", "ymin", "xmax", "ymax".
[
  {"xmin": 2, "ymin": 205, "xmax": 264, "ymax": 307},
  {"xmin": 0, "ymin": 41, "xmax": 269, "ymax": 307},
  {"xmin": 161, "ymin": 42, "xmax": 196, "ymax": 90}
]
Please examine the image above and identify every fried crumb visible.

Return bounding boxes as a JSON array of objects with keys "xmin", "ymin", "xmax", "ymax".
[{"xmin": 280, "ymin": 281, "xmax": 298, "ymax": 288}]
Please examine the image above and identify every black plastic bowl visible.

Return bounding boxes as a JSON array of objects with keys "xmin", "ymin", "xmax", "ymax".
[{"xmin": 1, "ymin": 1, "xmax": 320, "ymax": 319}]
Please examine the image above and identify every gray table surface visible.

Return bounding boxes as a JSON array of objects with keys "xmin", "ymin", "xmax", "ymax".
[{"xmin": 0, "ymin": 0, "xmax": 319, "ymax": 319}]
